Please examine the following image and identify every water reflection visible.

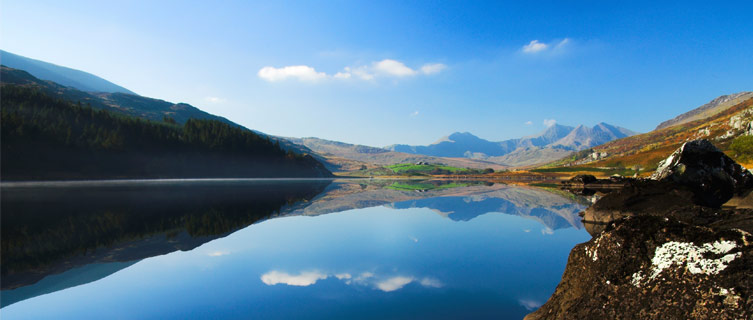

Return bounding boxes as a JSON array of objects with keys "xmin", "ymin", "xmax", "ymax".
[
  {"xmin": 1, "ymin": 179, "xmax": 331, "ymax": 307},
  {"xmin": 1, "ymin": 179, "xmax": 592, "ymax": 319},
  {"xmin": 260, "ymin": 269, "xmax": 444, "ymax": 292}
]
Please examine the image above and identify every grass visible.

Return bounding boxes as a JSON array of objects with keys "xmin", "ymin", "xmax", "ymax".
[{"xmin": 386, "ymin": 163, "xmax": 471, "ymax": 174}]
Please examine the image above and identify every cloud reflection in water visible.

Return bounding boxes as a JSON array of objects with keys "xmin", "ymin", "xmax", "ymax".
[{"xmin": 260, "ymin": 270, "xmax": 443, "ymax": 292}]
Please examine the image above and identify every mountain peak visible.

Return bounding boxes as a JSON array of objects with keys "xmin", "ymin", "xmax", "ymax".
[{"xmin": 448, "ymin": 131, "xmax": 479, "ymax": 139}]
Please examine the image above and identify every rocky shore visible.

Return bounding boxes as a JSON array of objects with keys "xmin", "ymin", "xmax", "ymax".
[{"xmin": 528, "ymin": 139, "xmax": 753, "ymax": 319}]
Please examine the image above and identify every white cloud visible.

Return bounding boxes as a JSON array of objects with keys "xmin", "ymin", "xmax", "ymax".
[
  {"xmin": 258, "ymin": 59, "xmax": 445, "ymax": 83},
  {"xmin": 410, "ymin": 111, "xmax": 419, "ymax": 117},
  {"xmin": 333, "ymin": 71, "xmax": 351, "ymax": 79},
  {"xmin": 522, "ymin": 40, "xmax": 548, "ymax": 53},
  {"xmin": 541, "ymin": 227, "xmax": 554, "ymax": 235},
  {"xmin": 352, "ymin": 272, "xmax": 374, "ymax": 284},
  {"xmin": 260, "ymin": 271, "xmax": 328, "ymax": 286},
  {"xmin": 376, "ymin": 276, "xmax": 414, "ymax": 292},
  {"xmin": 519, "ymin": 299, "xmax": 543, "ymax": 310},
  {"xmin": 207, "ymin": 250, "xmax": 230, "ymax": 257},
  {"xmin": 419, "ymin": 277, "xmax": 443, "ymax": 288},
  {"xmin": 335, "ymin": 273, "xmax": 352, "ymax": 280},
  {"xmin": 258, "ymin": 65, "xmax": 327, "ymax": 82},
  {"xmin": 420, "ymin": 63, "xmax": 447, "ymax": 75},
  {"xmin": 350, "ymin": 66, "xmax": 375, "ymax": 80},
  {"xmin": 373, "ymin": 59, "xmax": 417, "ymax": 77},
  {"xmin": 204, "ymin": 96, "xmax": 226, "ymax": 104},
  {"xmin": 525, "ymin": 121, "xmax": 533, "ymax": 125},
  {"xmin": 259, "ymin": 269, "xmax": 443, "ymax": 292},
  {"xmin": 522, "ymin": 38, "xmax": 572, "ymax": 54},
  {"xmin": 543, "ymin": 119, "xmax": 557, "ymax": 127}
]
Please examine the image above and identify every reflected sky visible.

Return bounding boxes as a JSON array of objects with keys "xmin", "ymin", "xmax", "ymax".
[{"xmin": 1, "ymin": 180, "xmax": 590, "ymax": 319}]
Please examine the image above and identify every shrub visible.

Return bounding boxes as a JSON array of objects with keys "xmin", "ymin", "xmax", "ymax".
[{"xmin": 730, "ymin": 135, "xmax": 753, "ymax": 162}]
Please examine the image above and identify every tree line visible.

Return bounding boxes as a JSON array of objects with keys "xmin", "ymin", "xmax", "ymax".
[{"xmin": 1, "ymin": 85, "xmax": 331, "ymax": 180}]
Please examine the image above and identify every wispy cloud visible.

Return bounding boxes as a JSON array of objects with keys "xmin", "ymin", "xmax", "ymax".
[
  {"xmin": 376, "ymin": 276, "xmax": 414, "ymax": 292},
  {"xmin": 207, "ymin": 250, "xmax": 230, "ymax": 257},
  {"xmin": 260, "ymin": 271, "xmax": 328, "ymax": 286},
  {"xmin": 543, "ymin": 119, "xmax": 557, "ymax": 127},
  {"xmin": 522, "ymin": 40, "xmax": 548, "ymax": 53},
  {"xmin": 204, "ymin": 96, "xmax": 226, "ymax": 104},
  {"xmin": 410, "ymin": 111, "xmax": 420, "ymax": 117},
  {"xmin": 258, "ymin": 59, "xmax": 446, "ymax": 83},
  {"xmin": 257, "ymin": 65, "xmax": 327, "ymax": 82},
  {"xmin": 260, "ymin": 269, "xmax": 442, "ymax": 293},
  {"xmin": 525, "ymin": 121, "xmax": 533, "ymax": 125},
  {"xmin": 519, "ymin": 299, "xmax": 543, "ymax": 310},
  {"xmin": 521, "ymin": 38, "xmax": 571, "ymax": 54},
  {"xmin": 420, "ymin": 63, "xmax": 447, "ymax": 75},
  {"xmin": 373, "ymin": 59, "xmax": 417, "ymax": 77},
  {"xmin": 419, "ymin": 277, "xmax": 443, "ymax": 288},
  {"xmin": 335, "ymin": 273, "xmax": 352, "ymax": 280}
]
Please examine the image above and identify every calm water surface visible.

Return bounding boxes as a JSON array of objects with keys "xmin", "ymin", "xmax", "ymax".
[{"xmin": 1, "ymin": 179, "xmax": 591, "ymax": 319}]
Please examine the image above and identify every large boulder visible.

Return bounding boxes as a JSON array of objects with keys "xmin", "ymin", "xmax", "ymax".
[
  {"xmin": 650, "ymin": 139, "xmax": 753, "ymax": 207},
  {"xmin": 526, "ymin": 216, "xmax": 753, "ymax": 319}
]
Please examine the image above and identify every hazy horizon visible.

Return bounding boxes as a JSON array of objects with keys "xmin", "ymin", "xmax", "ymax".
[{"xmin": 2, "ymin": 1, "xmax": 752, "ymax": 146}]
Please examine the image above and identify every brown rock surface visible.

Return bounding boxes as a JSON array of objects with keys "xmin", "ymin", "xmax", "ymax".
[
  {"xmin": 527, "ymin": 216, "xmax": 753, "ymax": 319},
  {"xmin": 530, "ymin": 140, "xmax": 753, "ymax": 319}
]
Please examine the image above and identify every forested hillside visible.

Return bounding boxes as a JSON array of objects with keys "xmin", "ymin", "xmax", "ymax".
[{"xmin": 1, "ymin": 85, "xmax": 332, "ymax": 180}]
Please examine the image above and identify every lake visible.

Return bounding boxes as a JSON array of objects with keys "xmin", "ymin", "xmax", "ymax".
[{"xmin": 0, "ymin": 179, "xmax": 591, "ymax": 319}]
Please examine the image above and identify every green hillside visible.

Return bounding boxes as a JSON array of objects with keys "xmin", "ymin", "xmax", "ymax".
[{"xmin": 1, "ymin": 85, "xmax": 332, "ymax": 180}]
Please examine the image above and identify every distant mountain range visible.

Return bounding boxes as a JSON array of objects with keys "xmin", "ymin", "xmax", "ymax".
[
  {"xmin": 386, "ymin": 123, "xmax": 637, "ymax": 167},
  {"xmin": 0, "ymin": 50, "xmax": 136, "ymax": 95},
  {"xmin": 284, "ymin": 136, "xmax": 507, "ymax": 171}
]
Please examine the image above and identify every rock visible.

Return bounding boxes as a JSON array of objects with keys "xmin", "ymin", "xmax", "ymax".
[
  {"xmin": 651, "ymin": 139, "xmax": 753, "ymax": 207},
  {"xmin": 532, "ymin": 140, "xmax": 753, "ymax": 319},
  {"xmin": 526, "ymin": 216, "xmax": 753, "ymax": 320},
  {"xmin": 569, "ymin": 174, "xmax": 598, "ymax": 184}
]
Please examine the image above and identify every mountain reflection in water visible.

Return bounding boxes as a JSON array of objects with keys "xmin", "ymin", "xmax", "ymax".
[{"xmin": 1, "ymin": 179, "xmax": 590, "ymax": 319}]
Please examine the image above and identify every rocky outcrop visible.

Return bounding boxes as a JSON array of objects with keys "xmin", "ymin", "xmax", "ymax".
[
  {"xmin": 651, "ymin": 139, "xmax": 753, "ymax": 207},
  {"xmin": 526, "ymin": 216, "xmax": 752, "ymax": 319},
  {"xmin": 530, "ymin": 140, "xmax": 753, "ymax": 319}
]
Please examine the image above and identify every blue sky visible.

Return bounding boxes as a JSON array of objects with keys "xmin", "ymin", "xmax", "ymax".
[{"xmin": 2, "ymin": 1, "xmax": 752, "ymax": 146}]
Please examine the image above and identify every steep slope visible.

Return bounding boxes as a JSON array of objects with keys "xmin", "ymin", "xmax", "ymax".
[
  {"xmin": 655, "ymin": 91, "xmax": 753, "ymax": 130},
  {"xmin": 549, "ymin": 94, "xmax": 753, "ymax": 171},
  {"xmin": 552, "ymin": 122, "xmax": 637, "ymax": 149},
  {"xmin": 1, "ymin": 66, "xmax": 233, "ymax": 126},
  {"xmin": 1, "ymin": 83, "xmax": 332, "ymax": 180},
  {"xmin": 0, "ymin": 50, "xmax": 136, "ymax": 94},
  {"xmin": 1, "ymin": 66, "xmax": 313, "ymax": 157},
  {"xmin": 517, "ymin": 124, "xmax": 575, "ymax": 148}
]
